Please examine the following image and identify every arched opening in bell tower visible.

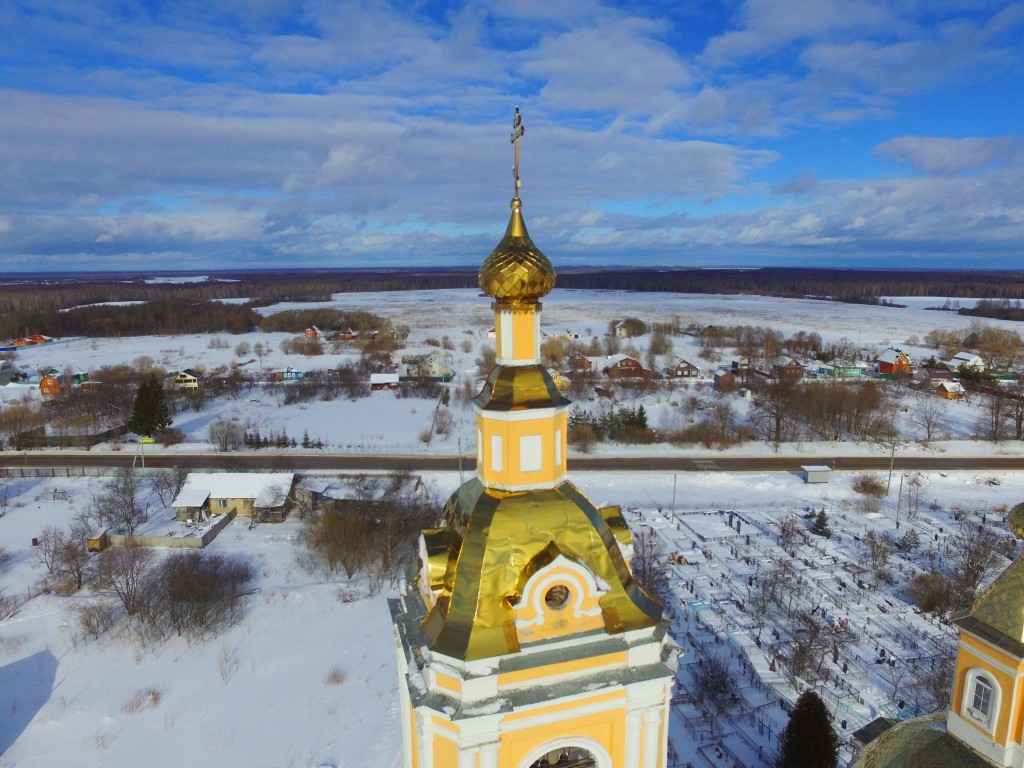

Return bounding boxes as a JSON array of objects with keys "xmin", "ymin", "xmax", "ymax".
[{"xmin": 524, "ymin": 744, "xmax": 599, "ymax": 768}]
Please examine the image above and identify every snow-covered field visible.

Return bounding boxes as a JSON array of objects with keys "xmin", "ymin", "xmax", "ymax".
[
  {"xmin": 3, "ymin": 288, "xmax": 1024, "ymax": 766},
  {"xmin": 5, "ymin": 289, "xmax": 1022, "ymax": 454}
]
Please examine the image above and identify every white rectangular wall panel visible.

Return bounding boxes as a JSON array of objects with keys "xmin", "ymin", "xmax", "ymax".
[
  {"xmin": 491, "ymin": 434, "xmax": 503, "ymax": 472},
  {"xmin": 520, "ymin": 434, "xmax": 542, "ymax": 473}
]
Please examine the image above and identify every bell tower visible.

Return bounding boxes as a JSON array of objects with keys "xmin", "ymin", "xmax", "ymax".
[{"xmin": 391, "ymin": 109, "xmax": 678, "ymax": 768}]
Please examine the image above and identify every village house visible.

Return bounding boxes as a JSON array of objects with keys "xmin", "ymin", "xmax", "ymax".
[
  {"xmin": 0, "ymin": 359, "xmax": 30, "ymax": 384},
  {"xmin": 547, "ymin": 369, "xmax": 572, "ymax": 392},
  {"xmin": 297, "ymin": 473, "xmax": 431, "ymax": 514},
  {"xmin": 38, "ymin": 372, "xmax": 64, "ymax": 398},
  {"xmin": 369, "ymin": 372, "xmax": 400, "ymax": 391},
  {"xmin": 713, "ymin": 370, "xmax": 737, "ymax": 392},
  {"xmin": 328, "ymin": 328, "xmax": 359, "ymax": 342},
  {"xmin": 172, "ymin": 368, "xmax": 202, "ymax": 390},
  {"xmin": 772, "ymin": 356, "xmax": 805, "ymax": 381},
  {"xmin": 400, "ymin": 353, "xmax": 454, "ymax": 382},
  {"xmin": 920, "ymin": 365, "xmax": 954, "ymax": 385},
  {"xmin": 947, "ymin": 351, "xmax": 985, "ymax": 371},
  {"xmin": 937, "ymin": 381, "xmax": 967, "ymax": 400},
  {"xmin": 171, "ymin": 472, "xmax": 295, "ymax": 523},
  {"xmin": 876, "ymin": 347, "xmax": 912, "ymax": 377},
  {"xmin": 668, "ymin": 358, "xmax": 702, "ymax": 379},
  {"xmin": 818, "ymin": 358, "xmax": 863, "ymax": 379},
  {"xmin": 568, "ymin": 349, "xmax": 595, "ymax": 374},
  {"xmin": 546, "ymin": 329, "xmax": 583, "ymax": 341},
  {"xmin": 601, "ymin": 354, "xmax": 652, "ymax": 380},
  {"xmin": 304, "ymin": 325, "xmax": 322, "ymax": 340}
]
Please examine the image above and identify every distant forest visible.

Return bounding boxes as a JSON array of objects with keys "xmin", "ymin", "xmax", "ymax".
[{"xmin": 3, "ymin": 267, "xmax": 1024, "ymax": 339}]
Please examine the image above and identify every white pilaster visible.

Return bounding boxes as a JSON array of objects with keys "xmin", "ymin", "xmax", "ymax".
[
  {"xmin": 625, "ymin": 709, "xmax": 644, "ymax": 768},
  {"xmin": 642, "ymin": 708, "xmax": 663, "ymax": 768},
  {"xmin": 480, "ymin": 741, "xmax": 499, "ymax": 768},
  {"xmin": 458, "ymin": 746, "xmax": 478, "ymax": 768}
]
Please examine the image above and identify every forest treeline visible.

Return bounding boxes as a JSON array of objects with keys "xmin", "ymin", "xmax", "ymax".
[{"xmin": 5, "ymin": 267, "xmax": 1024, "ymax": 339}]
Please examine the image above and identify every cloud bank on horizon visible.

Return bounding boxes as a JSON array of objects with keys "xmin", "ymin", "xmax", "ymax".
[{"xmin": 0, "ymin": 0, "xmax": 1021, "ymax": 272}]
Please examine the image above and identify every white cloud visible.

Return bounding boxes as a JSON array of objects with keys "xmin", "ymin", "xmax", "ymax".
[{"xmin": 874, "ymin": 135, "xmax": 1017, "ymax": 175}]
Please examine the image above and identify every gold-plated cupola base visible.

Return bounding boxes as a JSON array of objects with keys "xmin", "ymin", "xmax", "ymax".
[{"xmin": 418, "ymin": 477, "xmax": 662, "ymax": 662}]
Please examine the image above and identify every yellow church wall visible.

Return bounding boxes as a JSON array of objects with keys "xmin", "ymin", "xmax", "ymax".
[
  {"xmin": 953, "ymin": 641, "xmax": 1019, "ymax": 744},
  {"xmin": 409, "ymin": 701, "xmax": 420, "ymax": 768},
  {"xmin": 510, "ymin": 309, "xmax": 537, "ymax": 362},
  {"xmin": 477, "ymin": 411, "xmax": 567, "ymax": 489},
  {"xmin": 500, "ymin": 688, "xmax": 625, "ymax": 727},
  {"xmin": 493, "ymin": 307, "xmax": 539, "ymax": 364},
  {"xmin": 500, "ymin": 699, "xmax": 622, "ymax": 768},
  {"xmin": 1015, "ymin": 679, "xmax": 1024, "ymax": 746},
  {"xmin": 960, "ymin": 632, "xmax": 1024, "ymax": 672},
  {"xmin": 432, "ymin": 670, "xmax": 462, "ymax": 695},
  {"xmin": 497, "ymin": 650, "xmax": 628, "ymax": 688},
  {"xmin": 431, "ymin": 714, "xmax": 460, "ymax": 733},
  {"xmin": 432, "ymin": 728, "xmax": 459, "ymax": 768}
]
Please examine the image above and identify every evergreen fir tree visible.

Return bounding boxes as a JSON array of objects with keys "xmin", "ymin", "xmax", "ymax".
[
  {"xmin": 127, "ymin": 374, "xmax": 171, "ymax": 437},
  {"xmin": 777, "ymin": 690, "xmax": 839, "ymax": 768},
  {"xmin": 302, "ymin": 430, "xmax": 311, "ymax": 449},
  {"xmin": 811, "ymin": 509, "xmax": 831, "ymax": 538}
]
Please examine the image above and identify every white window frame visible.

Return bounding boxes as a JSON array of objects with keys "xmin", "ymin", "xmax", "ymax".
[{"xmin": 963, "ymin": 669, "xmax": 999, "ymax": 730}]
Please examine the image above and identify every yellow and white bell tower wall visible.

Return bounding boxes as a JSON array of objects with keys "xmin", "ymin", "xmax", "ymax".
[{"xmin": 475, "ymin": 407, "xmax": 568, "ymax": 492}]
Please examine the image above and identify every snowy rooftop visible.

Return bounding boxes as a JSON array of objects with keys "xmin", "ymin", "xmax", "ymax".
[{"xmin": 172, "ymin": 472, "xmax": 294, "ymax": 507}]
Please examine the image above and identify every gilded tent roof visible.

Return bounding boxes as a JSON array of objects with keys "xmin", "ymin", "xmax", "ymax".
[
  {"xmin": 478, "ymin": 198, "xmax": 555, "ymax": 304},
  {"xmin": 419, "ymin": 477, "xmax": 661, "ymax": 661},
  {"xmin": 850, "ymin": 714, "xmax": 993, "ymax": 768},
  {"xmin": 951, "ymin": 555, "xmax": 1024, "ymax": 658},
  {"xmin": 473, "ymin": 364, "xmax": 569, "ymax": 411}
]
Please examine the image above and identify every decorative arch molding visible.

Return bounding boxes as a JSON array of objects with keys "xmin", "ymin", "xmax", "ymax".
[
  {"xmin": 514, "ymin": 554, "xmax": 607, "ymax": 643},
  {"xmin": 517, "ymin": 736, "xmax": 612, "ymax": 768},
  {"xmin": 962, "ymin": 667, "xmax": 1001, "ymax": 733}
]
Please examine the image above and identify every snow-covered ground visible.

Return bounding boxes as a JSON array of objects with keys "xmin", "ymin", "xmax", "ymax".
[{"xmin": 1, "ymin": 465, "xmax": 1021, "ymax": 767}]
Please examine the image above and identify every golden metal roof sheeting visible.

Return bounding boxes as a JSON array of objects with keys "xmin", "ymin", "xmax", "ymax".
[
  {"xmin": 473, "ymin": 364, "xmax": 570, "ymax": 411},
  {"xmin": 1009, "ymin": 501, "xmax": 1024, "ymax": 539},
  {"xmin": 419, "ymin": 477, "xmax": 662, "ymax": 661},
  {"xmin": 478, "ymin": 198, "xmax": 556, "ymax": 304},
  {"xmin": 951, "ymin": 555, "xmax": 1024, "ymax": 657},
  {"xmin": 850, "ymin": 714, "xmax": 993, "ymax": 768}
]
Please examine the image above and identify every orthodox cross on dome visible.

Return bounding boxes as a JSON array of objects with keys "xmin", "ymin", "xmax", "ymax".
[{"xmin": 510, "ymin": 106, "xmax": 525, "ymax": 199}]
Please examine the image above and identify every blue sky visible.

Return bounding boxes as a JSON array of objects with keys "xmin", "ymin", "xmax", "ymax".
[{"xmin": 0, "ymin": 0, "xmax": 1022, "ymax": 272}]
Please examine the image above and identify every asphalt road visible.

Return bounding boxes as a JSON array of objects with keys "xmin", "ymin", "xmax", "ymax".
[{"xmin": 4, "ymin": 450, "xmax": 1024, "ymax": 473}]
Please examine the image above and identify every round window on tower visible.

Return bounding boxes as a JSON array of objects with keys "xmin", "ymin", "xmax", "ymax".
[{"xmin": 544, "ymin": 584, "xmax": 570, "ymax": 610}]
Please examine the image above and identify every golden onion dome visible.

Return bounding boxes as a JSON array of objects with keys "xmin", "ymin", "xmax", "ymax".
[{"xmin": 478, "ymin": 197, "xmax": 556, "ymax": 303}]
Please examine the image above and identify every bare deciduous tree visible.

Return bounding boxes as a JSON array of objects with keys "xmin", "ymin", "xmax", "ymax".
[
  {"xmin": 915, "ymin": 392, "xmax": 945, "ymax": 442},
  {"xmin": 209, "ymin": 418, "xmax": 245, "ymax": 452},
  {"xmin": 151, "ymin": 465, "xmax": 190, "ymax": 508},
  {"xmin": 949, "ymin": 521, "xmax": 1004, "ymax": 609},
  {"xmin": 864, "ymin": 530, "xmax": 893, "ymax": 586},
  {"xmin": 907, "ymin": 647, "xmax": 957, "ymax": 713},
  {"xmin": 630, "ymin": 528, "xmax": 669, "ymax": 600},
  {"xmin": 35, "ymin": 518, "xmax": 93, "ymax": 591},
  {"xmin": 776, "ymin": 517, "xmax": 803, "ymax": 555},
  {"xmin": 100, "ymin": 543, "xmax": 156, "ymax": 616},
  {"xmin": 692, "ymin": 653, "xmax": 738, "ymax": 714},
  {"xmin": 978, "ymin": 390, "xmax": 1011, "ymax": 442},
  {"xmin": 92, "ymin": 467, "xmax": 149, "ymax": 535}
]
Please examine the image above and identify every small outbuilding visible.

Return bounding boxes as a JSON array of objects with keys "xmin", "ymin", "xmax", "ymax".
[{"xmin": 802, "ymin": 465, "xmax": 832, "ymax": 484}]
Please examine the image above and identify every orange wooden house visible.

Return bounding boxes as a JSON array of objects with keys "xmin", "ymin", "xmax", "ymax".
[
  {"xmin": 39, "ymin": 373, "xmax": 64, "ymax": 397},
  {"xmin": 877, "ymin": 347, "xmax": 911, "ymax": 376}
]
